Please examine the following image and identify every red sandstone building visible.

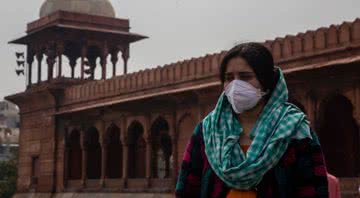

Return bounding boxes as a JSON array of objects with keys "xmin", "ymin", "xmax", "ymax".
[{"xmin": 6, "ymin": 0, "xmax": 360, "ymax": 197}]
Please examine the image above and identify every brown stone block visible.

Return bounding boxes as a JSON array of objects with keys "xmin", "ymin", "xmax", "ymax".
[
  {"xmin": 168, "ymin": 64, "xmax": 175, "ymax": 82},
  {"xmin": 282, "ymin": 36, "xmax": 293, "ymax": 58},
  {"xmin": 120, "ymin": 75, "xmax": 126, "ymax": 90},
  {"xmin": 195, "ymin": 57, "xmax": 204, "ymax": 77},
  {"xmin": 327, "ymin": 25, "xmax": 339, "ymax": 47},
  {"xmin": 303, "ymin": 31, "xmax": 314, "ymax": 53},
  {"xmin": 203, "ymin": 55, "xmax": 211, "ymax": 74},
  {"xmin": 339, "ymin": 22, "xmax": 351, "ymax": 44},
  {"xmin": 272, "ymin": 39, "xmax": 282, "ymax": 60},
  {"xmin": 352, "ymin": 18, "xmax": 360, "ymax": 41},
  {"xmin": 125, "ymin": 74, "xmax": 131, "ymax": 90},
  {"xmin": 161, "ymin": 65, "xmax": 169, "ymax": 82},
  {"xmin": 37, "ymin": 175, "xmax": 54, "ymax": 192},
  {"xmin": 174, "ymin": 61, "xmax": 182, "ymax": 81},
  {"xmin": 315, "ymin": 28, "xmax": 326, "ymax": 50},
  {"xmin": 126, "ymin": 178, "xmax": 147, "ymax": 189},
  {"xmin": 292, "ymin": 33, "xmax": 303, "ymax": 55},
  {"xmin": 188, "ymin": 58, "xmax": 196, "ymax": 77},
  {"xmin": 211, "ymin": 53, "xmax": 220, "ymax": 73},
  {"xmin": 181, "ymin": 61, "xmax": 189, "ymax": 79},
  {"xmin": 143, "ymin": 69, "xmax": 149, "ymax": 87},
  {"xmin": 149, "ymin": 68, "xmax": 155, "ymax": 85},
  {"xmin": 155, "ymin": 67, "xmax": 161, "ymax": 84}
]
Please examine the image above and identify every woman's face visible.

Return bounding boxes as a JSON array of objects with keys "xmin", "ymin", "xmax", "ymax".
[{"xmin": 223, "ymin": 56, "xmax": 263, "ymax": 90}]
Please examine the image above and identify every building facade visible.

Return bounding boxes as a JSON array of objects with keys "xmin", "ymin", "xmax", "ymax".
[{"xmin": 6, "ymin": 0, "xmax": 360, "ymax": 197}]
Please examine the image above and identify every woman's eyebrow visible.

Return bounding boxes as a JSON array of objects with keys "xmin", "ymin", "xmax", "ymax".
[{"xmin": 236, "ymin": 71, "xmax": 254, "ymax": 75}]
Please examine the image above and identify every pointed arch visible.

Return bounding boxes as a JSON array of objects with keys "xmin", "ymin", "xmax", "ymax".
[
  {"xmin": 127, "ymin": 121, "xmax": 146, "ymax": 178},
  {"xmin": 318, "ymin": 94, "xmax": 360, "ymax": 177}
]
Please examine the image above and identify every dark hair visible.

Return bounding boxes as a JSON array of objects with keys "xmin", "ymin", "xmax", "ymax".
[{"xmin": 219, "ymin": 42, "xmax": 277, "ymax": 94}]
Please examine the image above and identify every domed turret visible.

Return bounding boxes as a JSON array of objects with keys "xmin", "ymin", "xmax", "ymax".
[{"xmin": 39, "ymin": 0, "xmax": 116, "ymax": 18}]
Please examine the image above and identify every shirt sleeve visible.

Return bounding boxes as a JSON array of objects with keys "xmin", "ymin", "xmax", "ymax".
[
  {"xmin": 293, "ymin": 130, "xmax": 329, "ymax": 198},
  {"xmin": 175, "ymin": 122, "xmax": 204, "ymax": 198}
]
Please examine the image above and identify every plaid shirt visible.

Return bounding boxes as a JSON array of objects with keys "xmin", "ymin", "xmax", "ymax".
[{"xmin": 175, "ymin": 122, "xmax": 329, "ymax": 198}]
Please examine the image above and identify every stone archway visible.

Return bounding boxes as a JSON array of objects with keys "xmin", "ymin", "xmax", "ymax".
[
  {"xmin": 127, "ymin": 121, "xmax": 146, "ymax": 178},
  {"xmin": 105, "ymin": 123, "xmax": 122, "ymax": 179},
  {"xmin": 150, "ymin": 117, "xmax": 172, "ymax": 178},
  {"xmin": 85, "ymin": 126, "xmax": 102, "ymax": 179},
  {"xmin": 318, "ymin": 94, "xmax": 360, "ymax": 177},
  {"xmin": 67, "ymin": 129, "xmax": 82, "ymax": 180},
  {"xmin": 176, "ymin": 113, "xmax": 196, "ymax": 175}
]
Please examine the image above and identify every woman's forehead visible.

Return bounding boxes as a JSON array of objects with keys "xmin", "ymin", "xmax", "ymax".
[
  {"xmin": 225, "ymin": 63, "xmax": 254, "ymax": 73},
  {"xmin": 226, "ymin": 58, "xmax": 254, "ymax": 73}
]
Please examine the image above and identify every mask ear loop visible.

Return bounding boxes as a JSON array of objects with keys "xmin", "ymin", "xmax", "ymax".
[{"xmin": 259, "ymin": 89, "xmax": 270, "ymax": 97}]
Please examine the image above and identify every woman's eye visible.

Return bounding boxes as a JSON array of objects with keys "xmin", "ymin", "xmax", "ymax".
[{"xmin": 239, "ymin": 75, "xmax": 253, "ymax": 81}]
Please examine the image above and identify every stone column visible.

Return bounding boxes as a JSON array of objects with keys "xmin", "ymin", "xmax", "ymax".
[
  {"xmin": 57, "ymin": 43, "xmax": 64, "ymax": 78},
  {"xmin": 46, "ymin": 46, "xmax": 56, "ymax": 81},
  {"xmin": 87, "ymin": 55, "xmax": 97, "ymax": 80},
  {"xmin": 111, "ymin": 49, "xmax": 119, "ymax": 78},
  {"xmin": 195, "ymin": 90, "xmax": 207, "ymax": 122},
  {"xmin": 99, "ymin": 120, "xmax": 107, "ymax": 187},
  {"xmin": 100, "ymin": 43, "xmax": 109, "ymax": 80},
  {"xmin": 26, "ymin": 49, "xmax": 34, "ymax": 86},
  {"xmin": 121, "ymin": 47, "xmax": 129, "ymax": 75},
  {"xmin": 63, "ymin": 126, "xmax": 70, "ymax": 188},
  {"xmin": 100, "ymin": 144, "xmax": 107, "ymax": 187},
  {"xmin": 307, "ymin": 90, "xmax": 318, "ymax": 129},
  {"xmin": 167, "ymin": 113, "xmax": 178, "ymax": 186},
  {"xmin": 64, "ymin": 145, "xmax": 69, "ymax": 188},
  {"xmin": 80, "ymin": 46, "xmax": 87, "ymax": 80},
  {"xmin": 69, "ymin": 55, "xmax": 77, "ymax": 79},
  {"xmin": 120, "ymin": 116, "xmax": 128, "ymax": 187},
  {"xmin": 170, "ymin": 135, "xmax": 178, "ymax": 180},
  {"xmin": 80, "ymin": 130, "xmax": 87, "ymax": 187},
  {"xmin": 145, "ymin": 137, "xmax": 152, "ymax": 187},
  {"xmin": 36, "ymin": 53, "xmax": 43, "ymax": 83},
  {"xmin": 121, "ymin": 140, "xmax": 128, "ymax": 187}
]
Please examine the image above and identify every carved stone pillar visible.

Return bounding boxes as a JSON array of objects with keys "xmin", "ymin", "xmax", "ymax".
[
  {"xmin": 110, "ymin": 49, "xmax": 119, "ymax": 77},
  {"xmin": 69, "ymin": 55, "xmax": 77, "ymax": 79},
  {"xmin": 121, "ymin": 47, "xmax": 129, "ymax": 75},
  {"xmin": 57, "ymin": 43, "xmax": 64, "ymax": 78},
  {"xmin": 195, "ymin": 90, "xmax": 207, "ymax": 121},
  {"xmin": 145, "ymin": 137, "xmax": 152, "ymax": 187},
  {"xmin": 99, "ymin": 120, "xmax": 106, "ymax": 187},
  {"xmin": 80, "ymin": 130, "xmax": 87, "ymax": 187},
  {"xmin": 170, "ymin": 135, "xmax": 178, "ymax": 181},
  {"xmin": 100, "ymin": 43, "xmax": 109, "ymax": 80},
  {"xmin": 36, "ymin": 53, "xmax": 43, "ymax": 83},
  {"xmin": 46, "ymin": 46, "xmax": 56, "ymax": 81},
  {"xmin": 87, "ymin": 55, "xmax": 97, "ymax": 80},
  {"xmin": 120, "ymin": 116, "xmax": 128, "ymax": 187},
  {"xmin": 122, "ymin": 140, "xmax": 128, "ymax": 186},
  {"xmin": 100, "ymin": 144, "xmax": 107, "ymax": 187},
  {"xmin": 64, "ymin": 143, "xmax": 69, "ymax": 188},
  {"xmin": 26, "ymin": 49, "xmax": 34, "ymax": 86},
  {"xmin": 80, "ymin": 46, "xmax": 87, "ymax": 80}
]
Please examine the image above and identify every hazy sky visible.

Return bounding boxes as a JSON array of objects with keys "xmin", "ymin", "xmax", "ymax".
[{"xmin": 1, "ymin": 0, "xmax": 360, "ymax": 100}]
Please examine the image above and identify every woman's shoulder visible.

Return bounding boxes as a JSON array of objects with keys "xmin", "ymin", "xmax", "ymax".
[
  {"xmin": 281, "ymin": 129, "xmax": 324, "ymax": 166},
  {"xmin": 288, "ymin": 128, "xmax": 322, "ymax": 148}
]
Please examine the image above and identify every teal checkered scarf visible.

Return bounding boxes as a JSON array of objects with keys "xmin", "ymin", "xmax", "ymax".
[{"xmin": 202, "ymin": 67, "xmax": 312, "ymax": 190}]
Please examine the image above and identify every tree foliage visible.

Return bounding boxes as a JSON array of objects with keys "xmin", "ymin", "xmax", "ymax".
[{"xmin": 0, "ymin": 149, "xmax": 18, "ymax": 198}]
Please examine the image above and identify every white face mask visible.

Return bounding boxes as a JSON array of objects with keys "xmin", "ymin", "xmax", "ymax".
[{"xmin": 224, "ymin": 80, "xmax": 268, "ymax": 114}]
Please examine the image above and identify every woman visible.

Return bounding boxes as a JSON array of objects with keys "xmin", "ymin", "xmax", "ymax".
[{"xmin": 175, "ymin": 42, "xmax": 329, "ymax": 198}]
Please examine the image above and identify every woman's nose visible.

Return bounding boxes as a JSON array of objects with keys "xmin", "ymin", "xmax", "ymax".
[{"xmin": 234, "ymin": 74, "xmax": 241, "ymax": 80}]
